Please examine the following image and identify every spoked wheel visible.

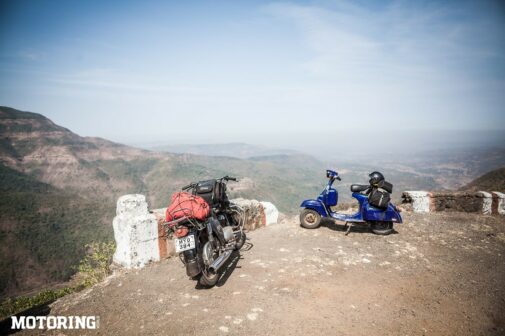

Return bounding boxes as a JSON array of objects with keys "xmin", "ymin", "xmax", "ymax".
[
  {"xmin": 300, "ymin": 209, "xmax": 321, "ymax": 229},
  {"xmin": 370, "ymin": 221, "xmax": 394, "ymax": 235},
  {"xmin": 199, "ymin": 242, "xmax": 219, "ymax": 287}
]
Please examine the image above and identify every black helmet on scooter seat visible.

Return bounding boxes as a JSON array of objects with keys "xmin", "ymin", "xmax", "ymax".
[{"xmin": 369, "ymin": 171, "xmax": 385, "ymax": 187}]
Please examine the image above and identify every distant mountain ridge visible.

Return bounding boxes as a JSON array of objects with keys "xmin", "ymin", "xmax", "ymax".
[
  {"xmin": 150, "ymin": 142, "xmax": 300, "ymax": 159},
  {"xmin": 460, "ymin": 167, "xmax": 505, "ymax": 192}
]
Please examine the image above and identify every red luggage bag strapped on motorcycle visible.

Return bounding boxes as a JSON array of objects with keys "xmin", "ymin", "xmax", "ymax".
[{"xmin": 165, "ymin": 192, "xmax": 210, "ymax": 222}]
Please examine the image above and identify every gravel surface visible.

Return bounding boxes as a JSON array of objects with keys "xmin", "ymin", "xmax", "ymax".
[{"xmin": 25, "ymin": 212, "xmax": 505, "ymax": 335}]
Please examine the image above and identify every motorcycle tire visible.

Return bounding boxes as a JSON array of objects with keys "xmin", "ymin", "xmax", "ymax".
[
  {"xmin": 198, "ymin": 241, "xmax": 219, "ymax": 287},
  {"xmin": 300, "ymin": 209, "xmax": 321, "ymax": 229},
  {"xmin": 198, "ymin": 269, "xmax": 219, "ymax": 287},
  {"xmin": 370, "ymin": 221, "xmax": 394, "ymax": 235}
]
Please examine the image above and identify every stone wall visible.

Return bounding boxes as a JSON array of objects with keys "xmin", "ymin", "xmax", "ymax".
[
  {"xmin": 492, "ymin": 192, "xmax": 505, "ymax": 215},
  {"xmin": 231, "ymin": 198, "xmax": 279, "ymax": 231},
  {"xmin": 112, "ymin": 195, "xmax": 279, "ymax": 269},
  {"xmin": 402, "ymin": 190, "xmax": 503, "ymax": 215}
]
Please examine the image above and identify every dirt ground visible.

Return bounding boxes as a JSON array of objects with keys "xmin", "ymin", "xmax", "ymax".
[{"xmin": 23, "ymin": 212, "xmax": 505, "ymax": 335}]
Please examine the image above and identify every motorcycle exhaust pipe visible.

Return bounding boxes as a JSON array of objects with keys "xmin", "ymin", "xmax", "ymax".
[{"xmin": 208, "ymin": 250, "xmax": 232, "ymax": 274}]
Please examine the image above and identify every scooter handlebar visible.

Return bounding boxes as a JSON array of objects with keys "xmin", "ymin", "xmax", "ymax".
[{"xmin": 182, "ymin": 183, "xmax": 196, "ymax": 190}]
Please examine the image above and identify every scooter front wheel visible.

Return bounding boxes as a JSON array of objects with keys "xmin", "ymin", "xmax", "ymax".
[{"xmin": 300, "ymin": 209, "xmax": 322, "ymax": 229}]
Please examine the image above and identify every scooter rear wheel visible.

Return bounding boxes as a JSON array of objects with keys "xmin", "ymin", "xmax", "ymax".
[
  {"xmin": 370, "ymin": 221, "xmax": 394, "ymax": 235},
  {"xmin": 300, "ymin": 209, "xmax": 321, "ymax": 229}
]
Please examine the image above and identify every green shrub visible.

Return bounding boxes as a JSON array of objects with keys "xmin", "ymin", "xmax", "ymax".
[
  {"xmin": 0, "ymin": 241, "xmax": 115, "ymax": 320},
  {"xmin": 0, "ymin": 288, "xmax": 72, "ymax": 320},
  {"xmin": 76, "ymin": 242, "xmax": 115, "ymax": 288}
]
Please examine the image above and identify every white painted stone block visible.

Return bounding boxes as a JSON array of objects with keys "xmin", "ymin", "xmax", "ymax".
[
  {"xmin": 260, "ymin": 201, "xmax": 279, "ymax": 225},
  {"xmin": 492, "ymin": 192, "xmax": 505, "ymax": 215},
  {"xmin": 112, "ymin": 194, "xmax": 160, "ymax": 268},
  {"xmin": 405, "ymin": 191, "xmax": 431, "ymax": 213},
  {"xmin": 116, "ymin": 194, "xmax": 149, "ymax": 217},
  {"xmin": 477, "ymin": 191, "xmax": 492, "ymax": 215}
]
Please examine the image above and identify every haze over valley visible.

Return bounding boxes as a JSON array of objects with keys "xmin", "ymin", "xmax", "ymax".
[{"xmin": 1, "ymin": 106, "xmax": 504, "ymax": 300}]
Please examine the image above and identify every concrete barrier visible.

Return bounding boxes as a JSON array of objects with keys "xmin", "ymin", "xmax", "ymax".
[
  {"xmin": 478, "ymin": 191, "xmax": 492, "ymax": 215},
  {"xmin": 492, "ymin": 192, "xmax": 505, "ymax": 215},
  {"xmin": 402, "ymin": 191, "xmax": 431, "ymax": 213},
  {"xmin": 112, "ymin": 195, "xmax": 160, "ymax": 268},
  {"xmin": 229, "ymin": 198, "xmax": 263, "ymax": 231},
  {"xmin": 112, "ymin": 195, "xmax": 279, "ymax": 269},
  {"xmin": 402, "ymin": 190, "xmax": 502, "ymax": 215},
  {"xmin": 260, "ymin": 201, "xmax": 279, "ymax": 226}
]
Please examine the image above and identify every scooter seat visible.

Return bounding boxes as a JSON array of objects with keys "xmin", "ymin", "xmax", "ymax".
[{"xmin": 350, "ymin": 184, "xmax": 369, "ymax": 193}]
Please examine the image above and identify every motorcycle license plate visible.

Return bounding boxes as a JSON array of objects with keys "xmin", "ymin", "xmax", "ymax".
[{"xmin": 175, "ymin": 235, "xmax": 195, "ymax": 253}]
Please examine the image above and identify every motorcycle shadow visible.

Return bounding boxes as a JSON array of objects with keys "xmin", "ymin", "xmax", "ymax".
[
  {"xmin": 195, "ymin": 244, "xmax": 252, "ymax": 290},
  {"xmin": 320, "ymin": 218, "xmax": 398, "ymax": 235}
]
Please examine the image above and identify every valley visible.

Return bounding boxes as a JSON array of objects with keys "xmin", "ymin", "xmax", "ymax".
[{"xmin": 1, "ymin": 105, "xmax": 504, "ymax": 300}]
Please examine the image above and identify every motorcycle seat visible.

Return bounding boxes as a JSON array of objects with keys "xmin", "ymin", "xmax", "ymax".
[{"xmin": 350, "ymin": 184, "xmax": 369, "ymax": 193}]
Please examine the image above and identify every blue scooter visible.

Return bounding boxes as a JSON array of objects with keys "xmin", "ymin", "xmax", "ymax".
[{"xmin": 300, "ymin": 170, "xmax": 402, "ymax": 235}]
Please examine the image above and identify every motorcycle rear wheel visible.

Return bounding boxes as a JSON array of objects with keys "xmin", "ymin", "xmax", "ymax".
[
  {"xmin": 199, "ymin": 242, "xmax": 219, "ymax": 287},
  {"xmin": 300, "ymin": 209, "xmax": 321, "ymax": 229},
  {"xmin": 198, "ymin": 268, "xmax": 219, "ymax": 287}
]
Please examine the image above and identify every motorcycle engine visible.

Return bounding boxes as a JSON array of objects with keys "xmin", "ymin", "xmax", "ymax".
[{"xmin": 217, "ymin": 214, "xmax": 228, "ymax": 226}]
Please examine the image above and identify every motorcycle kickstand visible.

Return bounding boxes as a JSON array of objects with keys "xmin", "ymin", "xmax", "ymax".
[{"xmin": 345, "ymin": 222, "xmax": 353, "ymax": 236}]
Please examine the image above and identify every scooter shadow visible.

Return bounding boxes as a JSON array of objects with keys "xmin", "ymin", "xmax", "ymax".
[{"xmin": 320, "ymin": 218, "xmax": 398, "ymax": 235}]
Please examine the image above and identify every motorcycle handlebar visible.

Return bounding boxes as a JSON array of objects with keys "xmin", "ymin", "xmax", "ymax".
[
  {"xmin": 181, "ymin": 176, "xmax": 238, "ymax": 191},
  {"xmin": 336, "ymin": 176, "xmax": 342, "ymax": 181}
]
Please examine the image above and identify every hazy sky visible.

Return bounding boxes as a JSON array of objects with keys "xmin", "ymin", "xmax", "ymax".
[{"xmin": 1, "ymin": 0, "xmax": 504, "ymax": 149}]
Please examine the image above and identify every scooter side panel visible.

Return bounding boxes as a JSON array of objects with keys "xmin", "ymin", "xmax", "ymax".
[
  {"xmin": 364, "ymin": 203, "xmax": 403, "ymax": 223},
  {"xmin": 300, "ymin": 199, "xmax": 328, "ymax": 217},
  {"xmin": 329, "ymin": 193, "xmax": 366, "ymax": 223}
]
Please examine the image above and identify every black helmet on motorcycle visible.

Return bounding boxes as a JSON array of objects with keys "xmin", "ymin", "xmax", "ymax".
[{"xmin": 369, "ymin": 171, "xmax": 385, "ymax": 186}]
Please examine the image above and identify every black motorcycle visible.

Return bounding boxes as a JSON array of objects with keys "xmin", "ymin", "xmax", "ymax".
[{"xmin": 165, "ymin": 176, "xmax": 246, "ymax": 287}]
